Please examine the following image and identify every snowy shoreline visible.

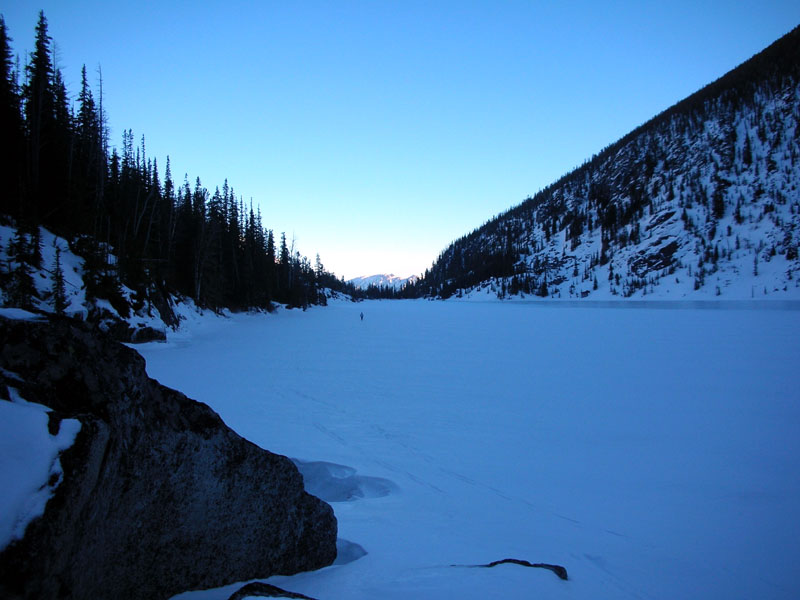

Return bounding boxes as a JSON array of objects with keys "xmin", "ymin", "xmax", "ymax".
[{"xmin": 448, "ymin": 298, "xmax": 800, "ymax": 310}]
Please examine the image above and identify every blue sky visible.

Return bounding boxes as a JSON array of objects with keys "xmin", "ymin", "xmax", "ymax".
[{"xmin": 3, "ymin": 2, "xmax": 799, "ymax": 279}]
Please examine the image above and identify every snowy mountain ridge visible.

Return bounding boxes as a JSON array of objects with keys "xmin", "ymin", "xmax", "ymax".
[
  {"xmin": 348, "ymin": 273, "xmax": 417, "ymax": 291},
  {"xmin": 415, "ymin": 25, "xmax": 800, "ymax": 301}
]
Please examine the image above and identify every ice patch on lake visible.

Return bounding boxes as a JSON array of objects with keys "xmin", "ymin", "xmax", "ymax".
[
  {"xmin": 292, "ymin": 458, "xmax": 398, "ymax": 503},
  {"xmin": 334, "ymin": 538, "xmax": 368, "ymax": 565},
  {"xmin": 290, "ymin": 458, "xmax": 391, "ymax": 567}
]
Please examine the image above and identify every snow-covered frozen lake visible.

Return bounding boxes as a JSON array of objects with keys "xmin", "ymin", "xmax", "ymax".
[{"xmin": 136, "ymin": 300, "xmax": 800, "ymax": 600}]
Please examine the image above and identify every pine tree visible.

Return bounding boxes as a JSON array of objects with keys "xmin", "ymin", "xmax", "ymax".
[
  {"xmin": 29, "ymin": 226, "xmax": 42, "ymax": 268},
  {"xmin": 7, "ymin": 230, "xmax": 37, "ymax": 309},
  {"xmin": 0, "ymin": 16, "xmax": 24, "ymax": 216},
  {"xmin": 50, "ymin": 245, "xmax": 67, "ymax": 314},
  {"xmin": 279, "ymin": 232, "xmax": 290, "ymax": 297},
  {"xmin": 742, "ymin": 134, "xmax": 753, "ymax": 166},
  {"xmin": 265, "ymin": 228, "xmax": 276, "ymax": 297},
  {"xmin": 23, "ymin": 12, "xmax": 56, "ymax": 222},
  {"xmin": 536, "ymin": 278, "xmax": 548, "ymax": 297},
  {"xmin": 74, "ymin": 64, "xmax": 104, "ymax": 230},
  {"xmin": 314, "ymin": 253, "xmax": 327, "ymax": 305}
]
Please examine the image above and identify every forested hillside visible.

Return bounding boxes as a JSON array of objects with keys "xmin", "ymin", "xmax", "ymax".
[
  {"xmin": 0, "ymin": 12, "xmax": 352, "ymax": 320},
  {"xmin": 411, "ymin": 25, "xmax": 800, "ymax": 300}
]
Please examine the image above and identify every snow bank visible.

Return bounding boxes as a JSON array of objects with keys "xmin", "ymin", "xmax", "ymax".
[
  {"xmin": 0, "ymin": 308, "xmax": 45, "ymax": 320},
  {"xmin": 0, "ymin": 393, "xmax": 81, "ymax": 550}
]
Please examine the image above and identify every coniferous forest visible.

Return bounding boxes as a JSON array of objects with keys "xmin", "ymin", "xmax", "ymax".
[{"xmin": 0, "ymin": 12, "xmax": 358, "ymax": 316}]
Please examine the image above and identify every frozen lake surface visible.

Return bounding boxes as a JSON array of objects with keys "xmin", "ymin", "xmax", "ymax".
[{"xmin": 135, "ymin": 300, "xmax": 800, "ymax": 599}]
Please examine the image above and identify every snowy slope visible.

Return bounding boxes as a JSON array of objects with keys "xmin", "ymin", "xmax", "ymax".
[
  {"xmin": 419, "ymin": 25, "xmax": 800, "ymax": 301},
  {"xmin": 0, "ymin": 223, "xmax": 207, "ymax": 335},
  {"xmin": 0, "ymin": 225, "xmax": 88, "ymax": 318},
  {"xmin": 348, "ymin": 274, "xmax": 417, "ymax": 291},
  {"xmin": 134, "ymin": 300, "xmax": 800, "ymax": 600}
]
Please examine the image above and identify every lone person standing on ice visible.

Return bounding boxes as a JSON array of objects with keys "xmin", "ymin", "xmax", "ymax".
[{"xmin": 360, "ymin": 312, "xmax": 364, "ymax": 321}]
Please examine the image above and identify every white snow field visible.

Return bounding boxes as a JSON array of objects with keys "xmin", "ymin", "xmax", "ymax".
[
  {"xmin": 0, "ymin": 393, "xmax": 81, "ymax": 551},
  {"xmin": 135, "ymin": 300, "xmax": 800, "ymax": 600}
]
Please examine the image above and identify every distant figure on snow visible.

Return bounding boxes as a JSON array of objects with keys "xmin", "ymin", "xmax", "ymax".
[{"xmin": 360, "ymin": 312, "xmax": 364, "ymax": 321}]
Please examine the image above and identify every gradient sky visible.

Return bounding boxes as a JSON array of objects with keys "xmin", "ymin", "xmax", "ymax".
[{"xmin": 3, "ymin": 2, "xmax": 799, "ymax": 279}]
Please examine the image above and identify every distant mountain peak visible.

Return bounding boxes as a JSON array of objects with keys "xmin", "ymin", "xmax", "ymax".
[{"xmin": 348, "ymin": 274, "xmax": 417, "ymax": 290}]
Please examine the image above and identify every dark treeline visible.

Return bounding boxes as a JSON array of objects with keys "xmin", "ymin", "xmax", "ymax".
[
  {"xmin": 1, "ymin": 12, "xmax": 362, "ymax": 313},
  {"xmin": 356, "ymin": 281, "xmax": 420, "ymax": 300}
]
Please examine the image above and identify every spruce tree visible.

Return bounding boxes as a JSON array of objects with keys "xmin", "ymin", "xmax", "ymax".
[
  {"xmin": 537, "ymin": 278, "xmax": 548, "ymax": 297},
  {"xmin": 29, "ymin": 226, "xmax": 42, "ymax": 268},
  {"xmin": 7, "ymin": 230, "xmax": 37, "ymax": 309},
  {"xmin": 50, "ymin": 245, "xmax": 67, "ymax": 314},
  {"xmin": 23, "ymin": 11, "xmax": 55, "ymax": 222},
  {"xmin": 278, "ymin": 232, "xmax": 290, "ymax": 298},
  {"xmin": 75, "ymin": 64, "xmax": 103, "ymax": 230},
  {"xmin": 712, "ymin": 187, "xmax": 726, "ymax": 220},
  {"xmin": 0, "ymin": 16, "xmax": 24, "ymax": 216},
  {"xmin": 265, "ymin": 228, "xmax": 276, "ymax": 297},
  {"xmin": 742, "ymin": 134, "xmax": 753, "ymax": 166}
]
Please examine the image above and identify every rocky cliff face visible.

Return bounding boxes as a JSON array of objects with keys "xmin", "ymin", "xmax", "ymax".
[{"xmin": 0, "ymin": 315, "xmax": 337, "ymax": 600}]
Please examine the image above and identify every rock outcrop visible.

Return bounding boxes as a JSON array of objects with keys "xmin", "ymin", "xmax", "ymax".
[
  {"xmin": 227, "ymin": 581, "xmax": 319, "ymax": 600},
  {"xmin": 0, "ymin": 315, "xmax": 337, "ymax": 600},
  {"xmin": 89, "ymin": 304, "xmax": 168, "ymax": 343}
]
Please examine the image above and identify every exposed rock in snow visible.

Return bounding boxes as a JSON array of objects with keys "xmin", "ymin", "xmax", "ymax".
[
  {"xmin": 458, "ymin": 558, "xmax": 569, "ymax": 581},
  {"xmin": 227, "ymin": 581, "xmax": 319, "ymax": 599},
  {"xmin": 0, "ymin": 315, "xmax": 337, "ymax": 600}
]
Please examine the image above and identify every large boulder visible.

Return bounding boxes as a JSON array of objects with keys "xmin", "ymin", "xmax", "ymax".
[{"xmin": 0, "ymin": 315, "xmax": 337, "ymax": 600}]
